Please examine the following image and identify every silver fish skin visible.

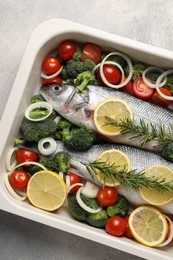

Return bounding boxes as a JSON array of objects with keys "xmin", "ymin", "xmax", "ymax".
[
  {"xmin": 40, "ymin": 84, "xmax": 173, "ymax": 153},
  {"xmin": 54, "ymin": 141, "xmax": 173, "ymax": 214}
]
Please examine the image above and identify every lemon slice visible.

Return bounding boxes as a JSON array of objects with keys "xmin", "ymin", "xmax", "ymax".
[
  {"xmin": 96, "ymin": 149, "xmax": 130, "ymax": 186},
  {"xmin": 140, "ymin": 165, "xmax": 173, "ymax": 205},
  {"xmin": 93, "ymin": 98, "xmax": 133, "ymax": 136},
  {"xmin": 27, "ymin": 170, "xmax": 67, "ymax": 211},
  {"xmin": 128, "ymin": 206, "xmax": 168, "ymax": 247}
]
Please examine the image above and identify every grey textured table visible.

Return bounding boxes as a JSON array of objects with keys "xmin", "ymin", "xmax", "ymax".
[{"xmin": 0, "ymin": 1, "xmax": 173, "ymax": 259}]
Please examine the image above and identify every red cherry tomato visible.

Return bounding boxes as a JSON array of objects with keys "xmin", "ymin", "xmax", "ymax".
[
  {"xmin": 96, "ymin": 186, "xmax": 118, "ymax": 207},
  {"xmin": 124, "ymin": 215, "xmax": 134, "ymax": 238},
  {"xmin": 16, "ymin": 148, "xmax": 38, "ymax": 166},
  {"xmin": 42, "ymin": 76, "xmax": 62, "ymax": 86},
  {"xmin": 81, "ymin": 42, "xmax": 101, "ymax": 64},
  {"xmin": 97, "ymin": 65, "xmax": 122, "ymax": 86},
  {"xmin": 42, "ymin": 56, "xmax": 61, "ymax": 76},
  {"xmin": 105, "ymin": 216, "xmax": 127, "ymax": 237},
  {"xmin": 58, "ymin": 40, "xmax": 77, "ymax": 60},
  {"xmin": 165, "ymin": 219, "xmax": 173, "ymax": 243},
  {"xmin": 151, "ymin": 88, "xmax": 172, "ymax": 107},
  {"xmin": 121, "ymin": 77, "xmax": 133, "ymax": 95},
  {"xmin": 9, "ymin": 170, "xmax": 30, "ymax": 190},
  {"xmin": 69, "ymin": 171, "xmax": 82, "ymax": 193},
  {"xmin": 133, "ymin": 78, "xmax": 154, "ymax": 100}
]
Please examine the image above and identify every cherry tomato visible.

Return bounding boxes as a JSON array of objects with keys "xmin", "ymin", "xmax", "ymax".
[
  {"xmin": 16, "ymin": 148, "xmax": 38, "ymax": 166},
  {"xmin": 81, "ymin": 42, "xmax": 102, "ymax": 64},
  {"xmin": 121, "ymin": 77, "xmax": 133, "ymax": 95},
  {"xmin": 9, "ymin": 170, "xmax": 30, "ymax": 190},
  {"xmin": 151, "ymin": 88, "xmax": 172, "ymax": 107},
  {"xmin": 165, "ymin": 219, "xmax": 173, "ymax": 243},
  {"xmin": 42, "ymin": 56, "xmax": 61, "ymax": 76},
  {"xmin": 42, "ymin": 76, "xmax": 62, "ymax": 86},
  {"xmin": 58, "ymin": 40, "xmax": 77, "ymax": 60},
  {"xmin": 69, "ymin": 171, "xmax": 82, "ymax": 193},
  {"xmin": 105, "ymin": 216, "xmax": 127, "ymax": 237},
  {"xmin": 133, "ymin": 78, "xmax": 154, "ymax": 100},
  {"xmin": 124, "ymin": 215, "xmax": 133, "ymax": 238},
  {"xmin": 97, "ymin": 65, "xmax": 122, "ymax": 86},
  {"xmin": 96, "ymin": 186, "xmax": 118, "ymax": 207}
]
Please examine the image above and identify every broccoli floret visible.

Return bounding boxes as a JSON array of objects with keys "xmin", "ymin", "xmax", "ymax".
[
  {"xmin": 60, "ymin": 66, "xmax": 68, "ymax": 80},
  {"xmin": 63, "ymin": 126, "xmax": 96, "ymax": 151},
  {"xmin": 39, "ymin": 151, "xmax": 71, "ymax": 173},
  {"xmin": 75, "ymin": 71, "xmax": 96, "ymax": 92},
  {"xmin": 72, "ymin": 51, "xmax": 82, "ymax": 61},
  {"xmin": 31, "ymin": 94, "xmax": 45, "ymax": 103},
  {"xmin": 67, "ymin": 193, "xmax": 89, "ymax": 222},
  {"xmin": 125, "ymin": 63, "xmax": 145, "ymax": 80},
  {"xmin": 26, "ymin": 164, "xmax": 41, "ymax": 175},
  {"xmin": 161, "ymin": 142, "xmax": 173, "ymax": 162},
  {"xmin": 57, "ymin": 118, "xmax": 74, "ymax": 131},
  {"xmin": 54, "ymin": 151, "xmax": 71, "ymax": 172},
  {"xmin": 107, "ymin": 195, "xmax": 130, "ymax": 217},
  {"xmin": 81, "ymin": 194, "xmax": 99, "ymax": 209},
  {"xmin": 86, "ymin": 210, "xmax": 108, "ymax": 228},
  {"xmin": 20, "ymin": 117, "xmax": 57, "ymax": 142},
  {"xmin": 66, "ymin": 58, "xmax": 84, "ymax": 79},
  {"xmin": 83, "ymin": 59, "xmax": 96, "ymax": 71},
  {"xmin": 55, "ymin": 118, "xmax": 75, "ymax": 141}
]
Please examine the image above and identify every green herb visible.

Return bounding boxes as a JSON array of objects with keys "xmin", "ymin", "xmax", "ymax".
[
  {"xmin": 104, "ymin": 117, "xmax": 173, "ymax": 147},
  {"xmin": 83, "ymin": 160, "xmax": 173, "ymax": 191}
]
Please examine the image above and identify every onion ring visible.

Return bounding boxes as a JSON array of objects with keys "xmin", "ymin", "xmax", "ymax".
[
  {"xmin": 142, "ymin": 66, "xmax": 167, "ymax": 89},
  {"xmin": 41, "ymin": 66, "xmax": 63, "ymax": 79},
  {"xmin": 98, "ymin": 52, "xmax": 133, "ymax": 89}
]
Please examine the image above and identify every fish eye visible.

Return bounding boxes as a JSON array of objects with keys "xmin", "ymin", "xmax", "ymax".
[{"xmin": 53, "ymin": 85, "xmax": 62, "ymax": 93}]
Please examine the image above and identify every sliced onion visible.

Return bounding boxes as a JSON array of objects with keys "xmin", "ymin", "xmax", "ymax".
[
  {"xmin": 76, "ymin": 187, "xmax": 102, "ymax": 213},
  {"xmin": 25, "ymin": 101, "xmax": 53, "ymax": 121},
  {"xmin": 81, "ymin": 181, "xmax": 99, "ymax": 198},
  {"xmin": 41, "ymin": 66, "xmax": 63, "ymax": 79},
  {"xmin": 156, "ymin": 69, "xmax": 173, "ymax": 100},
  {"xmin": 38, "ymin": 137, "xmax": 57, "ymax": 156},
  {"xmin": 98, "ymin": 52, "xmax": 133, "ymax": 89},
  {"xmin": 59, "ymin": 171, "xmax": 64, "ymax": 180},
  {"xmin": 65, "ymin": 175, "xmax": 70, "ymax": 191},
  {"xmin": 14, "ymin": 161, "xmax": 47, "ymax": 170},
  {"xmin": 157, "ymin": 215, "xmax": 173, "ymax": 247},
  {"xmin": 66, "ymin": 174, "xmax": 84, "ymax": 194},
  {"xmin": 54, "ymin": 115, "xmax": 62, "ymax": 124},
  {"xmin": 6, "ymin": 147, "xmax": 18, "ymax": 172},
  {"xmin": 4, "ymin": 172, "xmax": 27, "ymax": 201},
  {"xmin": 93, "ymin": 60, "xmax": 125, "ymax": 84},
  {"xmin": 142, "ymin": 66, "xmax": 167, "ymax": 89}
]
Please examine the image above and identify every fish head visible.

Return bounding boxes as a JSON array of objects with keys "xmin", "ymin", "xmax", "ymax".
[{"xmin": 40, "ymin": 84, "xmax": 75, "ymax": 111}]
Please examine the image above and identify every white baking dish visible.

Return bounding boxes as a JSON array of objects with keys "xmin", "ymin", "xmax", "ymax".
[{"xmin": 0, "ymin": 19, "xmax": 173, "ymax": 260}]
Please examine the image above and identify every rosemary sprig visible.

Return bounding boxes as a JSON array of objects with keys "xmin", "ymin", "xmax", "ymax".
[
  {"xmin": 104, "ymin": 116, "xmax": 173, "ymax": 147},
  {"xmin": 83, "ymin": 160, "xmax": 173, "ymax": 191}
]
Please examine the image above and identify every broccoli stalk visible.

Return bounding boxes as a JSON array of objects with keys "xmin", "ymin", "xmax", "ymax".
[
  {"xmin": 29, "ymin": 108, "xmax": 49, "ymax": 119},
  {"xmin": 75, "ymin": 71, "xmax": 96, "ymax": 92},
  {"xmin": 107, "ymin": 195, "xmax": 129, "ymax": 217}
]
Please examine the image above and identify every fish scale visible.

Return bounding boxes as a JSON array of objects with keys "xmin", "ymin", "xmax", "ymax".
[
  {"xmin": 40, "ymin": 83, "xmax": 173, "ymax": 152},
  {"xmin": 54, "ymin": 141, "xmax": 173, "ymax": 214}
]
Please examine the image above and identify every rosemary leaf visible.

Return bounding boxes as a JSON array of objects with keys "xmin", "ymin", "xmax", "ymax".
[
  {"xmin": 104, "ymin": 116, "xmax": 173, "ymax": 146},
  {"xmin": 83, "ymin": 160, "xmax": 173, "ymax": 192}
]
